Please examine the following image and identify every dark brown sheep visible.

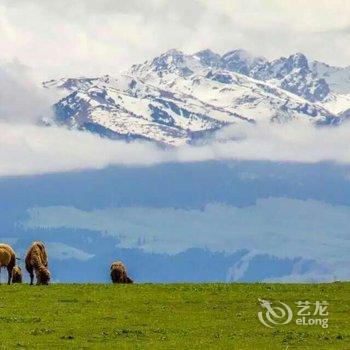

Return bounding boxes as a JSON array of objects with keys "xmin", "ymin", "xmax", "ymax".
[
  {"xmin": 110, "ymin": 261, "xmax": 133, "ymax": 284},
  {"xmin": 0, "ymin": 244, "xmax": 16, "ymax": 285},
  {"xmin": 25, "ymin": 241, "xmax": 50, "ymax": 285},
  {"xmin": 11, "ymin": 266, "xmax": 22, "ymax": 283}
]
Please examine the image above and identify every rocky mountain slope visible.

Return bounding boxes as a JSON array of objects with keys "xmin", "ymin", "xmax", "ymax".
[{"xmin": 44, "ymin": 49, "xmax": 350, "ymax": 145}]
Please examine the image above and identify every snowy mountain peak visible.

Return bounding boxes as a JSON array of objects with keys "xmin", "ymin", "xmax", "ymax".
[
  {"xmin": 222, "ymin": 49, "xmax": 263, "ymax": 63},
  {"xmin": 155, "ymin": 49, "xmax": 186, "ymax": 66},
  {"xmin": 289, "ymin": 52, "xmax": 309, "ymax": 68},
  {"xmin": 193, "ymin": 49, "xmax": 221, "ymax": 67},
  {"xmin": 222, "ymin": 49, "xmax": 267, "ymax": 75},
  {"xmin": 45, "ymin": 48, "xmax": 350, "ymax": 146},
  {"xmin": 130, "ymin": 49, "xmax": 197, "ymax": 79}
]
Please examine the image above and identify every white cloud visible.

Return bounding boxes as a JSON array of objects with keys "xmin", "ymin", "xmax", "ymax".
[
  {"xmin": 176, "ymin": 121, "xmax": 350, "ymax": 164},
  {"xmin": 0, "ymin": 122, "xmax": 166, "ymax": 177},
  {"xmin": 46, "ymin": 242, "xmax": 94, "ymax": 261},
  {"xmin": 0, "ymin": 0, "xmax": 349, "ymax": 80},
  {"xmin": 2, "ymin": 121, "xmax": 350, "ymax": 177},
  {"xmin": 0, "ymin": 60, "xmax": 55, "ymax": 122}
]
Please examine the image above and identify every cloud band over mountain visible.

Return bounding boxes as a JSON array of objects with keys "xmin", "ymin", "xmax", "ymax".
[{"xmin": 2, "ymin": 121, "xmax": 350, "ymax": 177}]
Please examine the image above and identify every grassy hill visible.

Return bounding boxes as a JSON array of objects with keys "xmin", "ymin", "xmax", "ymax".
[{"xmin": 0, "ymin": 283, "xmax": 349, "ymax": 349}]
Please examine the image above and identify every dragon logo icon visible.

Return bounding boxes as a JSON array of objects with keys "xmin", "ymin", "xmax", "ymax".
[{"xmin": 258, "ymin": 298, "xmax": 293, "ymax": 328}]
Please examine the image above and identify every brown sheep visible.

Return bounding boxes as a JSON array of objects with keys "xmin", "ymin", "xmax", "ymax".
[
  {"xmin": 110, "ymin": 261, "xmax": 133, "ymax": 284},
  {"xmin": 0, "ymin": 244, "xmax": 16, "ymax": 285},
  {"xmin": 11, "ymin": 266, "xmax": 22, "ymax": 283},
  {"xmin": 25, "ymin": 241, "xmax": 50, "ymax": 285}
]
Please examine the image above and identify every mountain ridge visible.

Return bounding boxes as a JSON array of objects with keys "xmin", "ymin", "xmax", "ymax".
[{"xmin": 44, "ymin": 48, "xmax": 350, "ymax": 145}]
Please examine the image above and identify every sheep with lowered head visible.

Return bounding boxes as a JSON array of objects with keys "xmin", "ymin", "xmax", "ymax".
[
  {"xmin": 11, "ymin": 266, "xmax": 22, "ymax": 283},
  {"xmin": 110, "ymin": 261, "xmax": 133, "ymax": 284},
  {"xmin": 25, "ymin": 241, "xmax": 50, "ymax": 285}
]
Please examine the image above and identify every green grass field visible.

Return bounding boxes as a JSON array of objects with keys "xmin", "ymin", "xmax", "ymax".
[{"xmin": 0, "ymin": 283, "xmax": 349, "ymax": 349}]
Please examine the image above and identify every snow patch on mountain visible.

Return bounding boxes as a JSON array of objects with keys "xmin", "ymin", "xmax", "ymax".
[{"xmin": 43, "ymin": 48, "xmax": 350, "ymax": 145}]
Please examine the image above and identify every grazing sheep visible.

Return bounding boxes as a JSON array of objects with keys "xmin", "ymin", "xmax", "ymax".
[
  {"xmin": 0, "ymin": 244, "xmax": 16, "ymax": 285},
  {"xmin": 110, "ymin": 261, "xmax": 133, "ymax": 284},
  {"xmin": 25, "ymin": 241, "xmax": 50, "ymax": 285},
  {"xmin": 11, "ymin": 266, "xmax": 22, "ymax": 283}
]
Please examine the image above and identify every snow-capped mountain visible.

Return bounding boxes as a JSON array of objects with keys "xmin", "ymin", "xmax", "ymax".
[{"xmin": 44, "ymin": 49, "xmax": 350, "ymax": 145}]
